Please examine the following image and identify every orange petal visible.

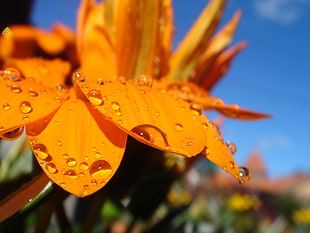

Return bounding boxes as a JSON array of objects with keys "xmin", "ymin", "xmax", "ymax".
[
  {"xmin": 0, "ymin": 27, "xmax": 14, "ymax": 60},
  {"xmin": 0, "ymin": 68, "xmax": 63, "ymax": 137},
  {"xmin": 199, "ymin": 117, "xmax": 250, "ymax": 183},
  {"xmin": 26, "ymin": 90, "xmax": 127, "ymax": 197},
  {"xmin": 157, "ymin": 80, "xmax": 270, "ymax": 120},
  {"xmin": 168, "ymin": 0, "xmax": 226, "ymax": 81},
  {"xmin": 200, "ymin": 41, "xmax": 247, "ymax": 91},
  {"xmin": 5, "ymin": 58, "xmax": 71, "ymax": 88},
  {"xmin": 77, "ymin": 0, "xmax": 116, "ymax": 78},
  {"xmin": 114, "ymin": 0, "xmax": 173, "ymax": 80},
  {"xmin": 190, "ymin": 10, "xmax": 242, "ymax": 86},
  {"xmin": 75, "ymin": 75, "xmax": 206, "ymax": 156}
]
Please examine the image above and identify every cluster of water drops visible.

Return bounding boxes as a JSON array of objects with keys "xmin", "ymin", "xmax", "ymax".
[{"xmin": 31, "ymin": 141, "xmax": 114, "ymax": 196}]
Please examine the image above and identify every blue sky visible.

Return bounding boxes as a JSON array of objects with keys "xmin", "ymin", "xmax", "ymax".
[{"xmin": 31, "ymin": 0, "xmax": 310, "ymax": 178}]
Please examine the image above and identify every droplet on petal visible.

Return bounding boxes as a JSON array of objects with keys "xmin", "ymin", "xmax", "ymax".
[
  {"xmin": 33, "ymin": 143, "xmax": 50, "ymax": 160},
  {"xmin": 19, "ymin": 101, "xmax": 33, "ymax": 114},
  {"xmin": 28, "ymin": 89, "xmax": 38, "ymax": 97},
  {"xmin": 2, "ymin": 103, "xmax": 11, "ymax": 111},
  {"xmin": 138, "ymin": 75, "xmax": 153, "ymax": 87},
  {"xmin": 89, "ymin": 160, "xmax": 112, "ymax": 180},
  {"xmin": 72, "ymin": 72, "xmax": 86, "ymax": 82},
  {"xmin": 66, "ymin": 158, "xmax": 77, "ymax": 167},
  {"xmin": 174, "ymin": 123, "xmax": 184, "ymax": 132},
  {"xmin": 64, "ymin": 169, "xmax": 79, "ymax": 179},
  {"xmin": 87, "ymin": 89, "xmax": 104, "ymax": 106},
  {"xmin": 238, "ymin": 167, "xmax": 251, "ymax": 184},
  {"xmin": 10, "ymin": 85, "xmax": 22, "ymax": 93},
  {"xmin": 110, "ymin": 101, "xmax": 120, "ymax": 111},
  {"xmin": 3, "ymin": 68, "xmax": 22, "ymax": 81},
  {"xmin": 226, "ymin": 141, "xmax": 237, "ymax": 154},
  {"xmin": 46, "ymin": 163, "xmax": 58, "ymax": 174},
  {"xmin": 1, "ymin": 127, "xmax": 24, "ymax": 140},
  {"xmin": 131, "ymin": 124, "xmax": 169, "ymax": 148},
  {"xmin": 80, "ymin": 162, "xmax": 89, "ymax": 171},
  {"xmin": 189, "ymin": 103, "xmax": 202, "ymax": 115}
]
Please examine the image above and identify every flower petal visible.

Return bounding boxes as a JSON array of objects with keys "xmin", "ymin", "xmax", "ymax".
[
  {"xmin": 75, "ymin": 76, "xmax": 206, "ymax": 156},
  {"xmin": 0, "ymin": 68, "xmax": 63, "ymax": 137},
  {"xmin": 168, "ymin": 0, "xmax": 226, "ymax": 81},
  {"xmin": 199, "ymin": 117, "xmax": 250, "ymax": 183},
  {"xmin": 156, "ymin": 80, "xmax": 270, "ymax": 120},
  {"xmin": 114, "ymin": 0, "xmax": 173, "ymax": 80},
  {"xmin": 77, "ymin": 0, "xmax": 116, "ymax": 78},
  {"xmin": 190, "ymin": 10, "xmax": 242, "ymax": 87},
  {"xmin": 26, "ymin": 91, "xmax": 127, "ymax": 197},
  {"xmin": 5, "ymin": 58, "xmax": 71, "ymax": 88}
]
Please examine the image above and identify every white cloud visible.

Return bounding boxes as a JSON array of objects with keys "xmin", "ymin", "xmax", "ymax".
[{"xmin": 254, "ymin": 0, "xmax": 310, "ymax": 24}]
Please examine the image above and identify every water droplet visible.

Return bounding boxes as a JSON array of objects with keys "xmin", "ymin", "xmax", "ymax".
[
  {"xmin": 226, "ymin": 141, "xmax": 237, "ymax": 154},
  {"xmin": 138, "ymin": 75, "xmax": 153, "ymax": 87},
  {"xmin": 115, "ymin": 110, "xmax": 122, "ymax": 116},
  {"xmin": 110, "ymin": 101, "xmax": 120, "ymax": 111},
  {"xmin": 60, "ymin": 182, "xmax": 66, "ymax": 188},
  {"xmin": 11, "ymin": 85, "xmax": 22, "ymax": 93},
  {"xmin": 238, "ymin": 167, "xmax": 251, "ymax": 184},
  {"xmin": 131, "ymin": 124, "xmax": 169, "ymax": 148},
  {"xmin": 229, "ymin": 161, "xmax": 235, "ymax": 169},
  {"xmin": 203, "ymin": 147, "xmax": 210, "ymax": 156},
  {"xmin": 79, "ymin": 172, "xmax": 86, "ymax": 177},
  {"xmin": 62, "ymin": 153, "xmax": 69, "ymax": 159},
  {"xmin": 89, "ymin": 160, "xmax": 112, "ymax": 180},
  {"xmin": 80, "ymin": 162, "xmax": 89, "ymax": 171},
  {"xmin": 91, "ymin": 180, "xmax": 98, "ymax": 186},
  {"xmin": 202, "ymin": 122, "xmax": 209, "ymax": 130},
  {"xmin": 3, "ymin": 68, "xmax": 22, "ymax": 81},
  {"xmin": 19, "ymin": 101, "xmax": 33, "ymax": 114},
  {"xmin": 46, "ymin": 163, "xmax": 58, "ymax": 174},
  {"xmin": 64, "ymin": 169, "xmax": 79, "ymax": 179},
  {"xmin": 87, "ymin": 89, "xmax": 104, "ymax": 106},
  {"xmin": 94, "ymin": 152, "xmax": 101, "ymax": 159},
  {"xmin": 28, "ymin": 88, "xmax": 38, "ymax": 97},
  {"xmin": 83, "ymin": 185, "xmax": 90, "ymax": 189},
  {"xmin": 189, "ymin": 103, "xmax": 202, "ymax": 115},
  {"xmin": 66, "ymin": 158, "xmax": 77, "ymax": 167},
  {"xmin": 33, "ymin": 143, "xmax": 50, "ymax": 160},
  {"xmin": 155, "ymin": 111, "xmax": 160, "ymax": 116},
  {"xmin": 1, "ymin": 127, "xmax": 24, "ymax": 140},
  {"xmin": 2, "ymin": 103, "xmax": 10, "ymax": 111},
  {"xmin": 174, "ymin": 123, "xmax": 184, "ymax": 132},
  {"xmin": 56, "ymin": 140, "xmax": 62, "ymax": 146},
  {"xmin": 28, "ymin": 198, "xmax": 33, "ymax": 203},
  {"xmin": 23, "ymin": 115, "xmax": 29, "ymax": 121},
  {"xmin": 97, "ymin": 78, "xmax": 104, "ymax": 85},
  {"xmin": 72, "ymin": 72, "xmax": 86, "ymax": 82}
]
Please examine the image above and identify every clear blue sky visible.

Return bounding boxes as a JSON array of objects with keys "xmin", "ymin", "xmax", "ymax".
[{"xmin": 31, "ymin": 0, "xmax": 310, "ymax": 178}]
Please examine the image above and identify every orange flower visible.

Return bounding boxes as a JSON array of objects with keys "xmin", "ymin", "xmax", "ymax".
[{"xmin": 0, "ymin": 0, "xmax": 268, "ymax": 197}]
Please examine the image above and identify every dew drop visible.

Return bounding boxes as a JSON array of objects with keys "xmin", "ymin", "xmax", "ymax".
[
  {"xmin": 80, "ymin": 162, "xmax": 89, "ymax": 171},
  {"xmin": 94, "ymin": 152, "xmax": 101, "ymax": 159},
  {"xmin": 91, "ymin": 180, "xmax": 98, "ymax": 186},
  {"xmin": 131, "ymin": 124, "xmax": 169, "ymax": 148},
  {"xmin": 87, "ymin": 89, "xmax": 104, "ymax": 106},
  {"xmin": 66, "ymin": 158, "xmax": 77, "ymax": 167},
  {"xmin": 174, "ymin": 123, "xmax": 184, "ymax": 132},
  {"xmin": 46, "ymin": 163, "xmax": 58, "ymax": 174},
  {"xmin": 89, "ymin": 160, "xmax": 112, "ymax": 180},
  {"xmin": 155, "ymin": 111, "xmax": 160, "ymax": 116},
  {"xmin": 33, "ymin": 143, "xmax": 50, "ymax": 160},
  {"xmin": 202, "ymin": 122, "xmax": 209, "ymax": 130},
  {"xmin": 3, "ymin": 68, "xmax": 22, "ymax": 81},
  {"xmin": 64, "ymin": 169, "xmax": 79, "ymax": 179},
  {"xmin": 189, "ymin": 103, "xmax": 202, "ymax": 115},
  {"xmin": 238, "ymin": 167, "xmax": 251, "ymax": 184},
  {"xmin": 83, "ymin": 185, "xmax": 90, "ymax": 189},
  {"xmin": 62, "ymin": 153, "xmax": 69, "ymax": 159},
  {"xmin": 72, "ymin": 72, "xmax": 86, "ymax": 82},
  {"xmin": 56, "ymin": 140, "xmax": 62, "ymax": 146},
  {"xmin": 1, "ymin": 127, "xmax": 24, "ymax": 140},
  {"xmin": 2, "ymin": 103, "xmax": 10, "ymax": 111},
  {"xmin": 110, "ymin": 101, "xmax": 120, "ymax": 111},
  {"xmin": 60, "ymin": 182, "xmax": 66, "ymax": 188},
  {"xmin": 97, "ymin": 78, "xmax": 104, "ymax": 85},
  {"xmin": 229, "ymin": 161, "xmax": 235, "ymax": 169},
  {"xmin": 138, "ymin": 74, "xmax": 153, "ymax": 87},
  {"xmin": 79, "ymin": 172, "xmax": 86, "ymax": 177},
  {"xmin": 23, "ymin": 115, "xmax": 29, "ymax": 122},
  {"xmin": 11, "ymin": 85, "xmax": 22, "ymax": 93},
  {"xmin": 28, "ymin": 89, "xmax": 38, "ymax": 97},
  {"xmin": 19, "ymin": 101, "xmax": 33, "ymax": 114},
  {"xmin": 226, "ymin": 141, "xmax": 237, "ymax": 154},
  {"xmin": 115, "ymin": 110, "xmax": 122, "ymax": 116}
]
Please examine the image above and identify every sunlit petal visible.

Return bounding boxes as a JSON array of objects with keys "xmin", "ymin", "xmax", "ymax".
[
  {"xmin": 26, "ymin": 90, "xmax": 127, "ymax": 197},
  {"xmin": 5, "ymin": 58, "xmax": 71, "ymax": 88},
  {"xmin": 168, "ymin": 0, "xmax": 226, "ymax": 81},
  {"xmin": 76, "ymin": 76, "xmax": 206, "ymax": 156},
  {"xmin": 115, "ymin": 0, "xmax": 173, "ymax": 80},
  {"xmin": 0, "ymin": 68, "xmax": 63, "ymax": 136}
]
